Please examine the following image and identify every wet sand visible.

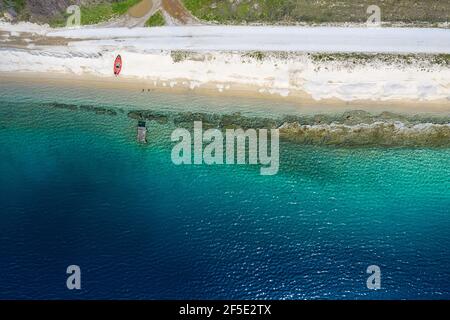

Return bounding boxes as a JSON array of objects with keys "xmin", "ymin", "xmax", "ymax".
[{"xmin": 1, "ymin": 72, "xmax": 449, "ymax": 116}]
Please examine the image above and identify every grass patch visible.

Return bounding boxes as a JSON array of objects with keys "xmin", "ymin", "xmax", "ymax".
[
  {"xmin": 80, "ymin": 3, "xmax": 113, "ymax": 25},
  {"xmin": 2, "ymin": 0, "xmax": 26, "ymax": 18},
  {"xmin": 432, "ymin": 54, "xmax": 450, "ymax": 66},
  {"xmin": 171, "ymin": 51, "xmax": 190, "ymax": 63},
  {"xmin": 145, "ymin": 11, "xmax": 165, "ymax": 27},
  {"xmin": 243, "ymin": 51, "xmax": 266, "ymax": 61},
  {"xmin": 49, "ymin": 15, "xmax": 68, "ymax": 28},
  {"xmin": 8, "ymin": 0, "xmax": 26, "ymax": 12},
  {"xmin": 112, "ymin": 0, "xmax": 143, "ymax": 15},
  {"xmin": 80, "ymin": 0, "xmax": 142, "ymax": 25}
]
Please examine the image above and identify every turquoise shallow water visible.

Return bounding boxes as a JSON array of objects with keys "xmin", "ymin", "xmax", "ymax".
[{"xmin": 0, "ymin": 82, "xmax": 449, "ymax": 299}]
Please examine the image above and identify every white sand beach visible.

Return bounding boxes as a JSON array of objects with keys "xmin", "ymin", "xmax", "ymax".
[{"xmin": 1, "ymin": 22, "xmax": 449, "ymax": 110}]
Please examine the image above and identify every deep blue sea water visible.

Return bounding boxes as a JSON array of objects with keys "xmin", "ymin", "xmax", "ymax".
[{"xmin": 0, "ymin": 82, "xmax": 449, "ymax": 299}]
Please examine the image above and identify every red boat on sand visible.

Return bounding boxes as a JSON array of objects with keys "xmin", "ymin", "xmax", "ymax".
[{"xmin": 114, "ymin": 55, "xmax": 122, "ymax": 76}]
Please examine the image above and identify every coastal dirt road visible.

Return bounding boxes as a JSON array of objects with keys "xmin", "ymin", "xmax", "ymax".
[{"xmin": 44, "ymin": 26, "xmax": 450, "ymax": 54}]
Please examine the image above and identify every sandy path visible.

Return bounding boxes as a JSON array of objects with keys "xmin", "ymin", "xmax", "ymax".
[
  {"xmin": 128, "ymin": 0, "xmax": 154, "ymax": 18},
  {"xmin": 99, "ymin": 0, "xmax": 200, "ymax": 27},
  {"xmin": 162, "ymin": 0, "xmax": 200, "ymax": 25}
]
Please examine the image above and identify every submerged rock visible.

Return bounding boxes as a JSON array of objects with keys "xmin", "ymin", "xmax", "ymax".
[
  {"xmin": 79, "ymin": 105, "xmax": 117, "ymax": 116},
  {"xmin": 45, "ymin": 102, "xmax": 78, "ymax": 110},
  {"xmin": 125, "ymin": 109, "xmax": 450, "ymax": 147}
]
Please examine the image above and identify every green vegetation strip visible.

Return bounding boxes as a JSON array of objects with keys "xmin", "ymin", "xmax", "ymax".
[
  {"xmin": 182, "ymin": 0, "xmax": 450, "ymax": 24},
  {"xmin": 310, "ymin": 53, "xmax": 450, "ymax": 66}
]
